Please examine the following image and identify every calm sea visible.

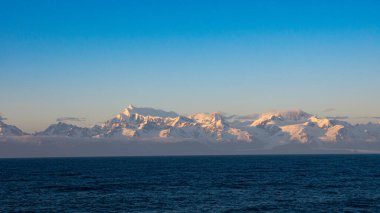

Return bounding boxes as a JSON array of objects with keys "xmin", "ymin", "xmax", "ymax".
[{"xmin": 1, "ymin": 155, "xmax": 380, "ymax": 212}]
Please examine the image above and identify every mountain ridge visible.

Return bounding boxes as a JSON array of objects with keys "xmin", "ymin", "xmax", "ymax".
[{"xmin": 1, "ymin": 105, "xmax": 380, "ymax": 147}]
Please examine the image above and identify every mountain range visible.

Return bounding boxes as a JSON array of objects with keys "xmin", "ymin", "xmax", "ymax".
[{"xmin": 2, "ymin": 105, "xmax": 380, "ymax": 148}]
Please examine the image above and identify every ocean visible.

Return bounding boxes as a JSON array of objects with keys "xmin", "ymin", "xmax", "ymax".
[{"xmin": 1, "ymin": 155, "xmax": 380, "ymax": 212}]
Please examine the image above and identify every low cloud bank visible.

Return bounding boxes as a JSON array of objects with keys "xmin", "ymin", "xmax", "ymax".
[{"xmin": 1, "ymin": 137, "xmax": 380, "ymax": 158}]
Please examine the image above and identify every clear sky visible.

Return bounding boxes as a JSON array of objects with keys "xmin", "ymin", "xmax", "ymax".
[{"xmin": 1, "ymin": 0, "xmax": 380, "ymax": 132}]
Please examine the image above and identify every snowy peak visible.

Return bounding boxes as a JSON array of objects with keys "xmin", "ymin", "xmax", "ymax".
[
  {"xmin": 4, "ymin": 106, "xmax": 380, "ymax": 146},
  {"xmin": 121, "ymin": 104, "xmax": 179, "ymax": 118},
  {"xmin": 167, "ymin": 116, "xmax": 194, "ymax": 127},
  {"xmin": 0, "ymin": 119, "xmax": 26, "ymax": 136},
  {"xmin": 308, "ymin": 116, "xmax": 334, "ymax": 129},
  {"xmin": 190, "ymin": 112, "xmax": 227, "ymax": 130},
  {"xmin": 261, "ymin": 109, "xmax": 311, "ymax": 121},
  {"xmin": 36, "ymin": 122, "xmax": 97, "ymax": 137},
  {"xmin": 188, "ymin": 112, "xmax": 253, "ymax": 142},
  {"xmin": 251, "ymin": 110, "xmax": 311, "ymax": 127},
  {"xmin": 277, "ymin": 110, "xmax": 312, "ymax": 120}
]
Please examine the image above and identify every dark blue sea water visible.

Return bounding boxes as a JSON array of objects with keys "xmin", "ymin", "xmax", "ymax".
[{"xmin": 1, "ymin": 155, "xmax": 380, "ymax": 212}]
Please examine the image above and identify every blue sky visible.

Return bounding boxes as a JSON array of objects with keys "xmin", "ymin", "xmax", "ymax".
[{"xmin": 1, "ymin": 0, "xmax": 380, "ymax": 132}]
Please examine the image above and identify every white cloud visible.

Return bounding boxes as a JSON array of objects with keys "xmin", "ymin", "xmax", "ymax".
[
  {"xmin": 323, "ymin": 108, "xmax": 336, "ymax": 113},
  {"xmin": 56, "ymin": 117, "xmax": 86, "ymax": 123}
]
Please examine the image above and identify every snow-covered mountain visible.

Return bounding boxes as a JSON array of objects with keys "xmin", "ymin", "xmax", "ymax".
[
  {"xmin": 189, "ymin": 112, "xmax": 251, "ymax": 142},
  {"xmin": 244, "ymin": 111, "xmax": 380, "ymax": 145},
  {"xmin": 0, "ymin": 119, "xmax": 26, "ymax": 136},
  {"xmin": 95, "ymin": 107, "xmax": 220, "ymax": 141},
  {"xmin": 35, "ymin": 122, "xmax": 101, "ymax": 137},
  {"xmin": 6, "ymin": 105, "xmax": 380, "ymax": 146},
  {"xmin": 250, "ymin": 110, "xmax": 311, "ymax": 127}
]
